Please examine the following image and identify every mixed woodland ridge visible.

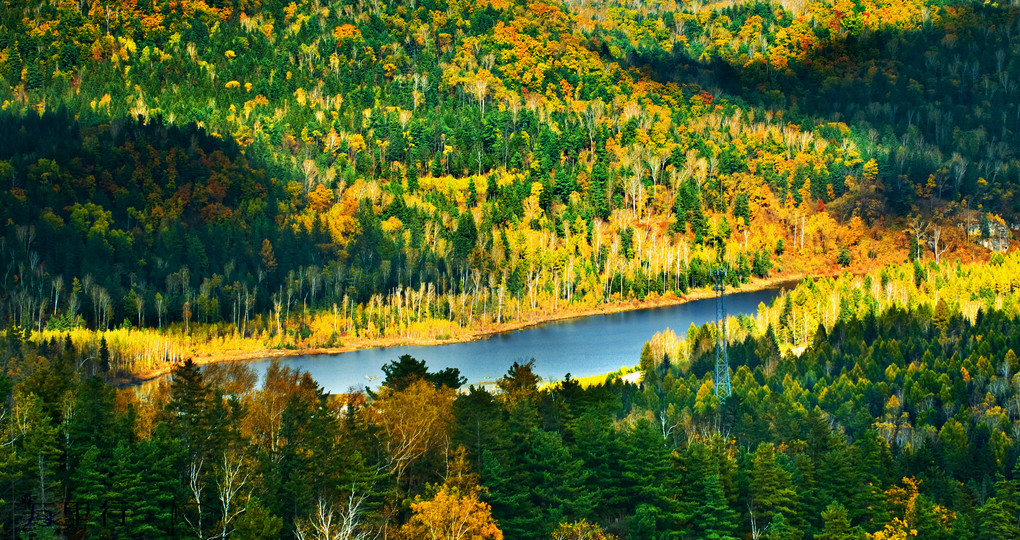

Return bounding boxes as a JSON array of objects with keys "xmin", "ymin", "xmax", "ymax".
[
  {"xmin": 1, "ymin": 0, "xmax": 1018, "ymax": 372},
  {"xmin": 2, "ymin": 0, "xmax": 1020, "ymax": 536}
]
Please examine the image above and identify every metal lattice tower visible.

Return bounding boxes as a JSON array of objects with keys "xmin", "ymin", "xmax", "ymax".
[{"xmin": 713, "ymin": 265, "xmax": 731, "ymax": 399}]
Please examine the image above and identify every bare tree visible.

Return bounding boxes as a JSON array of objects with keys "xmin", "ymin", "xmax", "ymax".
[
  {"xmin": 154, "ymin": 292, "xmax": 166, "ymax": 328},
  {"xmin": 582, "ymin": 99, "xmax": 605, "ymax": 152},
  {"xmin": 294, "ymin": 486, "xmax": 370, "ymax": 540},
  {"xmin": 214, "ymin": 450, "xmax": 251, "ymax": 540},
  {"xmin": 135, "ymin": 293, "xmax": 145, "ymax": 327},
  {"xmin": 748, "ymin": 502, "xmax": 768, "ymax": 540},
  {"xmin": 51, "ymin": 276, "xmax": 63, "ymax": 316},
  {"xmin": 930, "ymin": 223, "xmax": 950, "ymax": 263},
  {"xmin": 908, "ymin": 214, "xmax": 930, "ymax": 260},
  {"xmin": 185, "ymin": 457, "xmax": 207, "ymax": 540}
]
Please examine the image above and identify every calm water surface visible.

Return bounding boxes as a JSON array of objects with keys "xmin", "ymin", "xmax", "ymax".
[{"xmin": 243, "ymin": 287, "xmax": 786, "ymax": 393}]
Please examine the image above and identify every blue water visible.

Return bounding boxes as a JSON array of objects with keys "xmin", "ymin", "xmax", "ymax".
[{"xmin": 245, "ymin": 287, "xmax": 785, "ymax": 393}]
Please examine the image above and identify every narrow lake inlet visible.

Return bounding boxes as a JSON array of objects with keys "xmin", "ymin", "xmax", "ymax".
[{"xmin": 240, "ymin": 286, "xmax": 786, "ymax": 393}]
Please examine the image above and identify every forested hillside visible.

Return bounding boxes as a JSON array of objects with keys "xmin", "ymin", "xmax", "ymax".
[
  {"xmin": 3, "ymin": 0, "xmax": 1020, "ymax": 536},
  {"xmin": 3, "ymin": 252, "xmax": 1020, "ymax": 538},
  {"xmin": 0, "ymin": 0, "xmax": 1016, "ymax": 372}
]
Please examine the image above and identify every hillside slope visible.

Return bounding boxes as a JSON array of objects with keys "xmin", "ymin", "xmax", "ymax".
[{"xmin": 0, "ymin": 0, "xmax": 1014, "ymax": 371}]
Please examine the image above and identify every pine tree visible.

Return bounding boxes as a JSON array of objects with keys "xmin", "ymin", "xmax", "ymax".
[
  {"xmin": 497, "ymin": 360, "xmax": 540, "ymax": 409},
  {"xmin": 380, "ymin": 354, "xmax": 430, "ymax": 390},
  {"xmin": 130, "ymin": 437, "xmax": 181, "ymax": 537},
  {"xmin": 453, "ymin": 211, "xmax": 478, "ymax": 259},
  {"xmin": 749, "ymin": 442, "xmax": 800, "ymax": 534},
  {"xmin": 698, "ymin": 473, "xmax": 738, "ymax": 540},
  {"xmin": 71, "ymin": 445, "xmax": 109, "ymax": 534},
  {"xmin": 96, "ymin": 337, "xmax": 110, "ymax": 372},
  {"xmin": 837, "ymin": 246, "xmax": 852, "ymax": 267},
  {"xmin": 523, "ymin": 428, "xmax": 595, "ymax": 531},
  {"xmin": 912, "ymin": 494, "xmax": 957, "ymax": 540},
  {"xmin": 639, "ymin": 342, "xmax": 655, "ymax": 373},
  {"xmin": 66, "ymin": 376, "xmax": 123, "ymax": 472},
  {"xmin": 816, "ymin": 442, "xmax": 859, "ymax": 525},
  {"xmin": 753, "ymin": 249, "xmax": 772, "ymax": 278},
  {"xmin": 453, "ymin": 386, "xmax": 503, "ymax": 470},
  {"xmin": 849, "ymin": 430, "xmax": 891, "ymax": 525},
  {"xmin": 107, "ymin": 442, "xmax": 146, "ymax": 535},
  {"xmin": 407, "ymin": 160, "xmax": 420, "ymax": 191},
  {"xmin": 17, "ymin": 393, "xmax": 61, "ymax": 508},
  {"xmin": 932, "ymin": 298, "xmax": 950, "ymax": 335},
  {"xmin": 734, "ymin": 192, "xmax": 751, "ymax": 225},
  {"xmin": 232, "ymin": 498, "xmax": 283, "ymax": 540},
  {"xmin": 590, "ymin": 158, "xmax": 609, "ymax": 219},
  {"xmin": 481, "ymin": 449, "xmax": 536, "ymax": 539},
  {"xmin": 817, "ymin": 501, "xmax": 862, "ymax": 540},
  {"xmin": 569, "ymin": 412, "xmax": 626, "ymax": 517},
  {"xmin": 167, "ymin": 359, "xmax": 212, "ymax": 457},
  {"xmin": 978, "ymin": 473, "xmax": 1020, "ymax": 539},
  {"xmin": 467, "ymin": 176, "xmax": 478, "ymax": 206},
  {"xmin": 25, "ymin": 60, "xmax": 45, "ymax": 90},
  {"xmin": 682, "ymin": 439, "xmax": 738, "ymax": 540},
  {"xmin": 764, "ymin": 512, "xmax": 801, "ymax": 540},
  {"xmin": 621, "ymin": 420, "xmax": 686, "ymax": 536}
]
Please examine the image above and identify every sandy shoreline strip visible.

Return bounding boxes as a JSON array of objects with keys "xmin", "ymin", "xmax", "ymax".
[{"xmin": 116, "ymin": 273, "xmax": 807, "ymax": 386}]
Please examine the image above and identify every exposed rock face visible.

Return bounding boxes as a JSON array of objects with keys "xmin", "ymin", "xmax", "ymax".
[{"xmin": 967, "ymin": 222, "xmax": 1012, "ymax": 252}]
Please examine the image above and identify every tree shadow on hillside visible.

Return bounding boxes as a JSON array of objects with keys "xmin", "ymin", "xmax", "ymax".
[{"xmin": 609, "ymin": 2, "xmax": 1020, "ymax": 217}]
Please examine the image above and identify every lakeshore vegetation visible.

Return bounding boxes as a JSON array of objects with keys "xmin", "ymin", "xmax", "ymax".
[
  {"xmin": 3, "ymin": 0, "xmax": 1020, "ymax": 536},
  {"xmin": 2, "ymin": 0, "xmax": 1018, "ymax": 373},
  {"xmin": 2, "ymin": 251, "xmax": 1020, "ymax": 538}
]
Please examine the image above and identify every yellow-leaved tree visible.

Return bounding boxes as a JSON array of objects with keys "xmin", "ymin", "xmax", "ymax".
[
  {"xmin": 550, "ymin": 519, "xmax": 615, "ymax": 539},
  {"xmin": 369, "ymin": 377, "xmax": 456, "ymax": 487},
  {"xmin": 399, "ymin": 485, "xmax": 503, "ymax": 540}
]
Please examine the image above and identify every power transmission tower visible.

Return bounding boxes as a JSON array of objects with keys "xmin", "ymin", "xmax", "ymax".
[
  {"xmin": 712, "ymin": 168, "xmax": 732, "ymax": 401},
  {"xmin": 713, "ymin": 265, "xmax": 731, "ymax": 399}
]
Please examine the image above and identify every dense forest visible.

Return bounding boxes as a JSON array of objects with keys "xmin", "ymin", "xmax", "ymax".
[
  {"xmin": 4, "ymin": 0, "xmax": 1020, "ymax": 536},
  {"xmin": 2, "ymin": 252, "xmax": 1020, "ymax": 538},
  {"xmin": 0, "ymin": 0, "xmax": 1017, "ymax": 372}
]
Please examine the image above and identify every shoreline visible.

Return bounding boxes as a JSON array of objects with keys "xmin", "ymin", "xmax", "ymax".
[{"xmin": 116, "ymin": 273, "xmax": 806, "ymax": 387}]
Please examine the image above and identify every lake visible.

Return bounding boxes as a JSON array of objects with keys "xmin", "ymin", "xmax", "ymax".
[{"xmin": 241, "ymin": 286, "xmax": 787, "ymax": 393}]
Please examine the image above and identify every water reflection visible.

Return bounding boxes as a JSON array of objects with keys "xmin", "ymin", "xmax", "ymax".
[{"xmin": 239, "ymin": 286, "xmax": 785, "ymax": 393}]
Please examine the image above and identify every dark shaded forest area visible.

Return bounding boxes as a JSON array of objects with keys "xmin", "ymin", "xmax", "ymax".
[{"xmin": 4, "ymin": 281, "xmax": 1020, "ymax": 537}]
